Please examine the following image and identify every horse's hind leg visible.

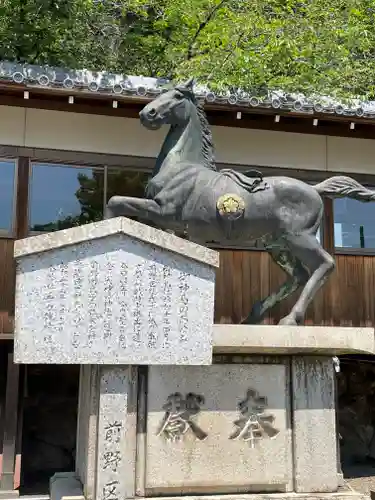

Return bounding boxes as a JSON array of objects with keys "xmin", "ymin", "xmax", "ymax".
[
  {"xmin": 279, "ymin": 232, "xmax": 335, "ymax": 326},
  {"xmin": 242, "ymin": 247, "xmax": 309, "ymax": 324}
]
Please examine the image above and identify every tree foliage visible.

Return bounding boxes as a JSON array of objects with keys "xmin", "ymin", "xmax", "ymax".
[{"xmin": 1, "ymin": 0, "xmax": 375, "ymax": 98}]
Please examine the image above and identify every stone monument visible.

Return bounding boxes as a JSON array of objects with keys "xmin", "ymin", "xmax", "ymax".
[{"xmin": 14, "ymin": 217, "xmax": 217, "ymax": 365}]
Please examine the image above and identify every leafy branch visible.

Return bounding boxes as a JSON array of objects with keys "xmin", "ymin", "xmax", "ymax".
[
  {"xmin": 1, "ymin": 0, "xmax": 375, "ymax": 99},
  {"xmin": 186, "ymin": 0, "xmax": 228, "ymax": 60}
]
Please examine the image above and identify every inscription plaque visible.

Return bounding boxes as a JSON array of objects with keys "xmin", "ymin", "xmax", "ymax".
[
  {"xmin": 145, "ymin": 364, "xmax": 292, "ymax": 493},
  {"xmin": 14, "ymin": 225, "xmax": 216, "ymax": 365}
]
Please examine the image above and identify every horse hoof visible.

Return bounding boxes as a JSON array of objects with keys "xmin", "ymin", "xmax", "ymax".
[{"xmin": 278, "ymin": 316, "xmax": 298, "ymax": 326}]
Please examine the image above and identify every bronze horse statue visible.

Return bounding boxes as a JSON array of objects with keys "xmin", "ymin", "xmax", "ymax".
[{"xmin": 106, "ymin": 78, "xmax": 375, "ymax": 325}]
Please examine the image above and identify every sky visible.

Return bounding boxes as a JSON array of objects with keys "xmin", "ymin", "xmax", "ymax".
[{"xmin": 28, "ymin": 164, "xmax": 95, "ymax": 227}]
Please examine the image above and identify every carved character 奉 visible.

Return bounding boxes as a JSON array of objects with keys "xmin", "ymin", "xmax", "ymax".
[{"xmin": 106, "ymin": 78, "xmax": 375, "ymax": 325}]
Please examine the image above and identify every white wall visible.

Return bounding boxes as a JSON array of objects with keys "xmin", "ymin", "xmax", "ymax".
[{"xmin": 1, "ymin": 104, "xmax": 375, "ymax": 175}]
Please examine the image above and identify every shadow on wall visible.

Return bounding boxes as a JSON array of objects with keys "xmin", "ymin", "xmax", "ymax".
[{"xmin": 20, "ymin": 365, "xmax": 79, "ymax": 495}]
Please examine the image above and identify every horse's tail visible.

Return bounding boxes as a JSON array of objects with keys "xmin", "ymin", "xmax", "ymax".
[{"xmin": 314, "ymin": 175, "xmax": 375, "ymax": 201}]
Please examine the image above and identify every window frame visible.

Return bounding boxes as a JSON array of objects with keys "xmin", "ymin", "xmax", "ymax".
[
  {"xmin": 332, "ymin": 182, "xmax": 375, "ymax": 255},
  {"xmin": 0, "ymin": 157, "xmax": 18, "ymax": 239},
  {"xmin": 28, "ymin": 161, "xmax": 107, "ymax": 236},
  {"xmin": 27, "ymin": 162, "xmax": 151, "ymax": 236}
]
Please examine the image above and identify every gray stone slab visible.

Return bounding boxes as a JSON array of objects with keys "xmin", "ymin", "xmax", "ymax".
[
  {"xmin": 14, "ymin": 229, "xmax": 215, "ymax": 365},
  {"xmin": 213, "ymin": 325, "xmax": 375, "ymax": 355},
  {"xmin": 292, "ymin": 356, "xmax": 338, "ymax": 493},
  {"xmin": 49, "ymin": 472, "xmax": 84, "ymax": 500},
  {"xmin": 134, "ymin": 494, "xmax": 368, "ymax": 500},
  {"xmin": 96, "ymin": 366, "xmax": 137, "ymax": 500},
  {"xmin": 14, "ymin": 217, "xmax": 219, "ymax": 268},
  {"xmin": 144, "ymin": 363, "xmax": 292, "ymax": 495}
]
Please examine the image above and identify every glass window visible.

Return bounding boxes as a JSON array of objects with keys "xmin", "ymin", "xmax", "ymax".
[
  {"xmin": 334, "ymin": 197, "xmax": 375, "ymax": 249},
  {"xmin": 106, "ymin": 168, "xmax": 150, "ymax": 203},
  {"xmin": 105, "ymin": 168, "xmax": 149, "ymax": 221},
  {"xmin": 0, "ymin": 160, "xmax": 16, "ymax": 233},
  {"xmin": 316, "ymin": 225, "xmax": 322, "ymax": 243},
  {"xmin": 29, "ymin": 163, "xmax": 105, "ymax": 233}
]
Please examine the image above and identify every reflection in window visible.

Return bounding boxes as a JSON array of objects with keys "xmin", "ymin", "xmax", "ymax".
[
  {"xmin": 29, "ymin": 164, "xmax": 104, "ymax": 232},
  {"xmin": 106, "ymin": 168, "xmax": 150, "ymax": 224},
  {"xmin": 334, "ymin": 197, "xmax": 375, "ymax": 248},
  {"xmin": 106, "ymin": 168, "xmax": 149, "ymax": 203},
  {"xmin": 0, "ymin": 160, "xmax": 15, "ymax": 232}
]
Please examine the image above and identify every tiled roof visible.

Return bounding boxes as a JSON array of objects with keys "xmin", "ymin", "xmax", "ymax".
[{"xmin": 0, "ymin": 60, "xmax": 374, "ymax": 120}]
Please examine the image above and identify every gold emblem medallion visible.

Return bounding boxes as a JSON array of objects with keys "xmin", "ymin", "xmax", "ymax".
[{"xmin": 216, "ymin": 193, "xmax": 245, "ymax": 220}]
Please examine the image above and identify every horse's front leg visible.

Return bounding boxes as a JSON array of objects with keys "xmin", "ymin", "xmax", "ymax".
[{"xmin": 105, "ymin": 195, "xmax": 164, "ymax": 221}]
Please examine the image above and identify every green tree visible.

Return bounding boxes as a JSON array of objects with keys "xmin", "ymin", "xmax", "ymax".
[{"xmin": 1, "ymin": 0, "xmax": 375, "ymax": 98}]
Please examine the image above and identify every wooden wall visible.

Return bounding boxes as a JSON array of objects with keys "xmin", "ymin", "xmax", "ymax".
[
  {"xmin": 1, "ymin": 243, "xmax": 375, "ymax": 333},
  {"xmin": 215, "ymin": 250, "xmax": 375, "ymax": 327},
  {"xmin": 0, "ymin": 239, "xmax": 15, "ymax": 335}
]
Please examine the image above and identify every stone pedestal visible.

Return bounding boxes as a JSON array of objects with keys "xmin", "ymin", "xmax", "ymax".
[
  {"xmin": 11, "ymin": 217, "xmax": 375, "ymax": 500},
  {"xmin": 76, "ymin": 325, "xmax": 373, "ymax": 500}
]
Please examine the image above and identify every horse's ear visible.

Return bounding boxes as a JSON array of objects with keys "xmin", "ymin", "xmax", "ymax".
[
  {"xmin": 175, "ymin": 77, "xmax": 196, "ymax": 99},
  {"xmin": 183, "ymin": 77, "xmax": 195, "ymax": 90}
]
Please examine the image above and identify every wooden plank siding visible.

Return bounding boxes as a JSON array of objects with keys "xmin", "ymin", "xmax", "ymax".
[
  {"xmin": 0, "ymin": 233, "xmax": 375, "ymax": 331},
  {"xmin": 214, "ymin": 250, "xmax": 375, "ymax": 327},
  {"xmin": 0, "ymin": 239, "xmax": 15, "ymax": 335}
]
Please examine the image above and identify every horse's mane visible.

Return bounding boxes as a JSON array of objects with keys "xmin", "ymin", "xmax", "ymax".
[{"xmin": 195, "ymin": 101, "xmax": 216, "ymax": 171}]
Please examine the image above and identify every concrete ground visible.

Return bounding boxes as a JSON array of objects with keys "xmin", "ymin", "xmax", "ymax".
[{"xmin": 342, "ymin": 464, "xmax": 375, "ymax": 495}]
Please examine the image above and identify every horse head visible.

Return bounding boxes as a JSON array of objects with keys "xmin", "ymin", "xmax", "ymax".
[{"xmin": 139, "ymin": 77, "xmax": 196, "ymax": 130}]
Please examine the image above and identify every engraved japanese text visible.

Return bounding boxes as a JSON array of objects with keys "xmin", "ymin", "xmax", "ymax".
[
  {"xmin": 178, "ymin": 272, "xmax": 189, "ymax": 342},
  {"xmin": 230, "ymin": 389, "xmax": 279, "ymax": 448},
  {"xmin": 157, "ymin": 392, "xmax": 207, "ymax": 442}
]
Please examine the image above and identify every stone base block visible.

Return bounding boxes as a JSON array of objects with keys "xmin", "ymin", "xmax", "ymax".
[
  {"xmin": 213, "ymin": 325, "xmax": 375, "ymax": 355},
  {"xmin": 142, "ymin": 363, "xmax": 293, "ymax": 495},
  {"xmin": 75, "ymin": 366, "xmax": 138, "ymax": 500},
  {"xmin": 73, "ymin": 326, "xmax": 375, "ymax": 498},
  {"xmin": 135, "ymin": 494, "xmax": 367, "ymax": 500},
  {"xmin": 75, "ymin": 357, "xmax": 338, "ymax": 497},
  {"xmin": 0, "ymin": 492, "xmax": 19, "ymax": 499},
  {"xmin": 134, "ymin": 356, "xmax": 338, "ymax": 496},
  {"xmin": 50, "ymin": 472, "xmax": 84, "ymax": 500}
]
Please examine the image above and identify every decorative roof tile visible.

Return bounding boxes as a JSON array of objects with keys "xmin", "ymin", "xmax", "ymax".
[{"xmin": 1, "ymin": 60, "xmax": 375, "ymax": 120}]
